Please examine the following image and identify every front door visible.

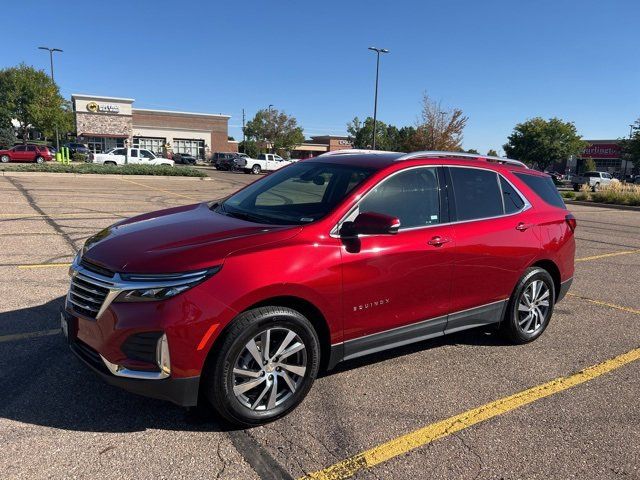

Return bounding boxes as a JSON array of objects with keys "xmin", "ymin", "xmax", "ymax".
[{"xmin": 340, "ymin": 166, "xmax": 454, "ymax": 360}]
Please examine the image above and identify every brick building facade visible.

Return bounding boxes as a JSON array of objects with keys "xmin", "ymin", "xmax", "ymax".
[{"xmin": 72, "ymin": 94, "xmax": 236, "ymax": 159}]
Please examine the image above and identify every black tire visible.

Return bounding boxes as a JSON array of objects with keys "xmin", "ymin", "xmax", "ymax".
[
  {"xmin": 104, "ymin": 161, "xmax": 117, "ymax": 166},
  {"xmin": 501, "ymin": 267, "xmax": 555, "ymax": 344},
  {"xmin": 592, "ymin": 182, "xmax": 600, "ymax": 192},
  {"xmin": 0, "ymin": 155, "xmax": 9, "ymax": 163},
  {"xmin": 251, "ymin": 164, "xmax": 261, "ymax": 174},
  {"xmin": 203, "ymin": 306, "xmax": 320, "ymax": 427},
  {"xmin": 572, "ymin": 184, "xmax": 580, "ymax": 192},
  {"xmin": 35, "ymin": 156, "xmax": 44, "ymax": 164}
]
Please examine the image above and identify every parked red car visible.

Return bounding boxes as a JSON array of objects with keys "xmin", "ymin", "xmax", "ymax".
[
  {"xmin": 62, "ymin": 151, "xmax": 575, "ymax": 426},
  {"xmin": 0, "ymin": 144, "xmax": 53, "ymax": 163}
]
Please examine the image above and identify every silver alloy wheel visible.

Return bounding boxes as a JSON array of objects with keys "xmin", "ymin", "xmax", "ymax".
[
  {"xmin": 36, "ymin": 156, "xmax": 44, "ymax": 163},
  {"xmin": 1, "ymin": 155, "xmax": 9, "ymax": 163},
  {"xmin": 232, "ymin": 327, "xmax": 307, "ymax": 411},
  {"xmin": 251, "ymin": 164, "xmax": 261, "ymax": 174},
  {"xmin": 517, "ymin": 279, "xmax": 550, "ymax": 334}
]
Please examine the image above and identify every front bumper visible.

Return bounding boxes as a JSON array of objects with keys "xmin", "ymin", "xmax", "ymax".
[{"xmin": 63, "ymin": 310, "xmax": 200, "ymax": 407}]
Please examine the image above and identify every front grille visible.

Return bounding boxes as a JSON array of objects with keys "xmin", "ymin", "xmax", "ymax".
[
  {"xmin": 68, "ymin": 273, "xmax": 110, "ymax": 319},
  {"xmin": 121, "ymin": 332, "xmax": 163, "ymax": 364}
]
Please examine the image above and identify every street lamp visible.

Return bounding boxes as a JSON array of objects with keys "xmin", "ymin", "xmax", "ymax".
[
  {"xmin": 624, "ymin": 124, "xmax": 636, "ymax": 180},
  {"xmin": 38, "ymin": 46, "xmax": 63, "ymax": 150},
  {"xmin": 368, "ymin": 47, "xmax": 389, "ymax": 150}
]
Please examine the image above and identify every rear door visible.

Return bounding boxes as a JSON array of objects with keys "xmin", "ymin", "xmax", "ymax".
[
  {"xmin": 445, "ymin": 167, "xmax": 540, "ymax": 333},
  {"xmin": 128, "ymin": 149, "xmax": 140, "ymax": 164},
  {"xmin": 340, "ymin": 166, "xmax": 455, "ymax": 358},
  {"xmin": 26, "ymin": 145, "xmax": 37, "ymax": 161}
]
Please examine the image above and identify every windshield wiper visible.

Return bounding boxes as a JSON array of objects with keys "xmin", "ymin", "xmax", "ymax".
[{"xmin": 216, "ymin": 204, "xmax": 273, "ymax": 224}]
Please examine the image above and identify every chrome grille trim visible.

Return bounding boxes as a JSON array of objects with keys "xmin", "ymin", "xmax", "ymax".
[{"xmin": 66, "ymin": 255, "xmax": 216, "ymax": 321}]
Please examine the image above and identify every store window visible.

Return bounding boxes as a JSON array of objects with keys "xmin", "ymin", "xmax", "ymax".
[
  {"xmin": 133, "ymin": 137, "xmax": 166, "ymax": 157},
  {"xmin": 173, "ymin": 139, "xmax": 205, "ymax": 159},
  {"xmin": 85, "ymin": 137, "xmax": 125, "ymax": 154}
]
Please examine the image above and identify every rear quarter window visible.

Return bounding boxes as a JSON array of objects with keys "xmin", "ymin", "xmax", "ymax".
[{"xmin": 514, "ymin": 173, "xmax": 565, "ymax": 209}]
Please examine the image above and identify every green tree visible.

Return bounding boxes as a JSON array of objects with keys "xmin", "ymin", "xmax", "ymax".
[
  {"xmin": 466, "ymin": 148, "xmax": 480, "ymax": 154},
  {"xmin": 347, "ymin": 116, "xmax": 391, "ymax": 150},
  {"xmin": 487, "ymin": 149, "xmax": 499, "ymax": 157},
  {"xmin": 0, "ymin": 125, "xmax": 16, "ymax": 148},
  {"xmin": 620, "ymin": 119, "xmax": 640, "ymax": 172},
  {"xmin": 503, "ymin": 117, "xmax": 586, "ymax": 171},
  {"xmin": 583, "ymin": 157, "xmax": 597, "ymax": 172},
  {"xmin": 412, "ymin": 93, "xmax": 468, "ymax": 151},
  {"xmin": 244, "ymin": 108, "xmax": 305, "ymax": 155},
  {"xmin": 239, "ymin": 139, "xmax": 260, "ymax": 158},
  {"xmin": 0, "ymin": 64, "xmax": 68, "ymax": 142}
]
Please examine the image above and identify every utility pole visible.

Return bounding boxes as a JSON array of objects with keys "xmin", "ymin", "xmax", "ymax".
[
  {"xmin": 38, "ymin": 47, "xmax": 63, "ymax": 151},
  {"xmin": 368, "ymin": 47, "xmax": 389, "ymax": 150},
  {"xmin": 624, "ymin": 124, "xmax": 635, "ymax": 180},
  {"xmin": 242, "ymin": 108, "xmax": 246, "ymax": 145}
]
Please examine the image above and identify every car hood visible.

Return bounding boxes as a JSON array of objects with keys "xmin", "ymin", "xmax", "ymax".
[{"xmin": 83, "ymin": 202, "xmax": 302, "ymax": 273}]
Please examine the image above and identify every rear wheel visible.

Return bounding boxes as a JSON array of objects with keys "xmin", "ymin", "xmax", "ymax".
[
  {"xmin": 572, "ymin": 184, "xmax": 580, "ymax": 191},
  {"xmin": 104, "ymin": 161, "xmax": 117, "ymax": 166},
  {"xmin": 501, "ymin": 267, "xmax": 555, "ymax": 344},
  {"xmin": 203, "ymin": 306, "xmax": 320, "ymax": 426},
  {"xmin": 592, "ymin": 182, "xmax": 600, "ymax": 192},
  {"xmin": 1, "ymin": 155, "xmax": 9, "ymax": 163},
  {"xmin": 251, "ymin": 164, "xmax": 261, "ymax": 174}
]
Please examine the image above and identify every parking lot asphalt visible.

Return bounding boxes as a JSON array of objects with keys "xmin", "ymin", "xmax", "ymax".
[{"xmin": 1, "ymin": 171, "xmax": 638, "ymax": 480}]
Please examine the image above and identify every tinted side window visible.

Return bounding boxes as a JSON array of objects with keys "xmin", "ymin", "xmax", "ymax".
[
  {"xmin": 15, "ymin": 146, "xmax": 26, "ymax": 152},
  {"xmin": 500, "ymin": 176, "xmax": 526, "ymax": 214},
  {"xmin": 359, "ymin": 167, "xmax": 440, "ymax": 228},
  {"xmin": 112, "ymin": 148, "xmax": 126, "ymax": 155},
  {"xmin": 449, "ymin": 168, "xmax": 503, "ymax": 221},
  {"xmin": 27, "ymin": 146, "xmax": 37, "ymax": 152},
  {"xmin": 130, "ymin": 149, "xmax": 138, "ymax": 157},
  {"xmin": 515, "ymin": 173, "xmax": 566, "ymax": 209}
]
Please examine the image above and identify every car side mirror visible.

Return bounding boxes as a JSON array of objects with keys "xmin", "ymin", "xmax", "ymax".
[{"xmin": 340, "ymin": 211, "xmax": 400, "ymax": 237}]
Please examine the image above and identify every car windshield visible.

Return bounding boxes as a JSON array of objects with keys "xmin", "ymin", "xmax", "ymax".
[{"xmin": 217, "ymin": 161, "xmax": 374, "ymax": 225}]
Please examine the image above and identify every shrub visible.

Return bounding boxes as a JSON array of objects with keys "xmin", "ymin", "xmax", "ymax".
[
  {"xmin": 0, "ymin": 162, "xmax": 207, "ymax": 177},
  {"xmin": 72, "ymin": 152, "xmax": 88, "ymax": 162},
  {"xmin": 591, "ymin": 182, "xmax": 640, "ymax": 206},
  {"xmin": 561, "ymin": 191, "xmax": 575, "ymax": 199}
]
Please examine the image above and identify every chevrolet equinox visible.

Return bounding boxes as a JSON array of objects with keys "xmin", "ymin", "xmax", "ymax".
[{"xmin": 62, "ymin": 150, "xmax": 575, "ymax": 426}]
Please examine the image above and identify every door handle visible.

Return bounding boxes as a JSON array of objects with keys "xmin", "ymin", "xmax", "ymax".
[
  {"xmin": 428, "ymin": 236, "xmax": 451, "ymax": 247},
  {"xmin": 516, "ymin": 222, "xmax": 534, "ymax": 231}
]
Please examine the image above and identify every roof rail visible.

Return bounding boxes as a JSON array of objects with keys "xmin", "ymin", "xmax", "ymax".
[
  {"xmin": 318, "ymin": 148, "xmax": 400, "ymax": 157},
  {"xmin": 396, "ymin": 151, "xmax": 528, "ymax": 168}
]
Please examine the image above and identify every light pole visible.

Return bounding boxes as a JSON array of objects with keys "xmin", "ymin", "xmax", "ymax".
[
  {"xmin": 624, "ymin": 124, "xmax": 635, "ymax": 180},
  {"xmin": 368, "ymin": 47, "xmax": 389, "ymax": 150},
  {"xmin": 38, "ymin": 46, "xmax": 63, "ymax": 151}
]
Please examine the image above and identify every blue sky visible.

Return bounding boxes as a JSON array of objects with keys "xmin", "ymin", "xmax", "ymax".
[{"xmin": 2, "ymin": 0, "xmax": 638, "ymax": 153}]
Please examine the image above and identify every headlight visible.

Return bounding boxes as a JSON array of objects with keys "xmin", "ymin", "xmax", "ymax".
[{"xmin": 114, "ymin": 266, "xmax": 221, "ymax": 303}]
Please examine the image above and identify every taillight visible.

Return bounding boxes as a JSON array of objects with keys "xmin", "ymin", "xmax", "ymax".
[{"xmin": 565, "ymin": 214, "xmax": 577, "ymax": 232}]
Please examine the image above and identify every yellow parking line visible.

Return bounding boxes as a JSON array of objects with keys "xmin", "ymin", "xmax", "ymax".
[
  {"xmin": 17, "ymin": 263, "xmax": 72, "ymax": 269},
  {"xmin": 0, "ymin": 329, "xmax": 61, "ymax": 343},
  {"xmin": 120, "ymin": 177, "xmax": 199, "ymax": 200},
  {"xmin": 300, "ymin": 346, "xmax": 640, "ymax": 480},
  {"xmin": 567, "ymin": 293, "xmax": 640, "ymax": 315},
  {"xmin": 575, "ymin": 249, "xmax": 640, "ymax": 262}
]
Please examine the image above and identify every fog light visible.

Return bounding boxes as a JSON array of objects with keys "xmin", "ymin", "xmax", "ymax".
[{"xmin": 156, "ymin": 333, "xmax": 171, "ymax": 376}]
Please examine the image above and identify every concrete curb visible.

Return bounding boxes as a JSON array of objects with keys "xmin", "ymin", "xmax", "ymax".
[
  {"xmin": 565, "ymin": 199, "xmax": 640, "ymax": 212},
  {"xmin": 0, "ymin": 171, "xmax": 211, "ymax": 181}
]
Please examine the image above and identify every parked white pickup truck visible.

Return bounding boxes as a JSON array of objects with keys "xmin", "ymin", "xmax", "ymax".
[
  {"xmin": 92, "ymin": 148, "xmax": 174, "ymax": 167},
  {"xmin": 572, "ymin": 171, "xmax": 617, "ymax": 191},
  {"xmin": 242, "ymin": 153, "xmax": 294, "ymax": 174}
]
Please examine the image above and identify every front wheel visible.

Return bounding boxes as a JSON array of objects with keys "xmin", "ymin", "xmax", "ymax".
[
  {"xmin": 501, "ymin": 267, "xmax": 555, "ymax": 344},
  {"xmin": 203, "ymin": 306, "xmax": 320, "ymax": 426},
  {"xmin": 592, "ymin": 182, "xmax": 600, "ymax": 192},
  {"xmin": 1, "ymin": 155, "xmax": 9, "ymax": 163},
  {"xmin": 35, "ymin": 156, "xmax": 44, "ymax": 164}
]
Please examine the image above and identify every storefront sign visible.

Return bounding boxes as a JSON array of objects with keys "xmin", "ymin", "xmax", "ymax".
[
  {"xmin": 86, "ymin": 101, "xmax": 120, "ymax": 114},
  {"xmin": 338, "ymin": 139, "xmax": 352, "ymax": 146},
  {"xmin": 581, "ymin": 143, "xmax": 621, "ymax": 159}
]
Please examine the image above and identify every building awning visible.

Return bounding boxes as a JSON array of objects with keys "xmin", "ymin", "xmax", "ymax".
[{"xmin": 78, "ymin": 133, "xmax": 129, "ymax": 138}]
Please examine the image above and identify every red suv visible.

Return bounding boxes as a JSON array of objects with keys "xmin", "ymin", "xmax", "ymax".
[
  {"xmin": 0, "ymin": 144, "xmax": 53, "ymax": 163},
  {"xmin": 62, "ymin": 151, "xmax": 575, "ymax": 426}
]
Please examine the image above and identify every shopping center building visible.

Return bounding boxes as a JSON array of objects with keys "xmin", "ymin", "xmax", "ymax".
[
  {"xmin": 566, "ymin": 139, "xmax": 633, "ymax": 176},
  {"xmin": 72, "ymin": 94, "xmax": 237, "ymax": 159}
]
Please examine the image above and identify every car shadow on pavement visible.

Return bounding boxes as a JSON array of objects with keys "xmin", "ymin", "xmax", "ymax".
[
  {"xmin": 0, "ymin": 297, "xmax": 228, "ymax": 433},
  {"xmin": 1, "ymin": 297, "xmax": 511, "ymax": 433}
]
